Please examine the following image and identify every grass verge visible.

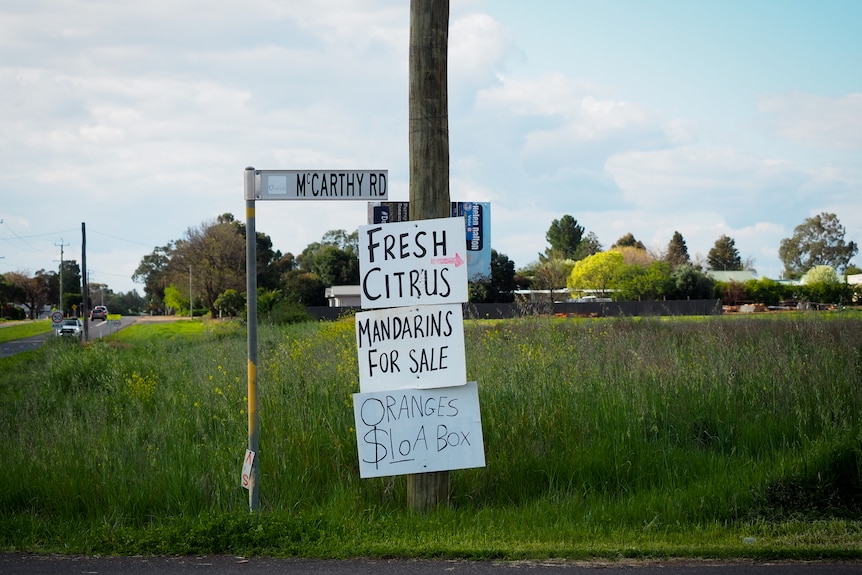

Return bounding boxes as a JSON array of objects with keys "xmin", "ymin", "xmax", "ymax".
[{"xmin": 1, "ymin": 313, "xmax": 860, "ymax": 559}]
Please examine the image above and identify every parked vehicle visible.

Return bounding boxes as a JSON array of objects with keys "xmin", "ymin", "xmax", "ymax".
[
  {"xmin": 57, "ymin": 318, "xmax": 83, "ymax": 339},
  {"xmin": 90, "ymin": 306, "xmax": 108, "ymax": 321}
]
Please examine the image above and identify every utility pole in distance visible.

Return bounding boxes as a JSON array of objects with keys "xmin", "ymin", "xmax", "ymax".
[
  {"xmin": 55, "ymin": 238, "xmax": 70, "ymax": 313},
  {"xmin": 407, "ymin": 0, "xmax": 451, "ymax": 512}
]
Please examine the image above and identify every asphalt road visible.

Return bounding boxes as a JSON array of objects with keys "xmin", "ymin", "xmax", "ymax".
[
  {"xmin": 0, "ymin": 317, "xmax": 138, "ymax": 358},
  {"xmin": 1, "ymin": 555, "xmax": 861, "ymax": 575}
]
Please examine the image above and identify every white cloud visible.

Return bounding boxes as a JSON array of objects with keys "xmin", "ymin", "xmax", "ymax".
[
  {"xmin": 759, "ymin": 92, "xmax": 862, "ymax": 150},
  {"xmin": 606, "ymin": 146, "xmax": 807, "ymax": 208},
  {"xmin": 449, "ymin": 13, "xmax": 517, "ymax": 92}
]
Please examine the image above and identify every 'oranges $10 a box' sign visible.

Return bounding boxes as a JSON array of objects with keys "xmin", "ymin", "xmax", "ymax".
[{"xmin": 352, "ymin": 382, "xmax": 485, "ymax": 478}]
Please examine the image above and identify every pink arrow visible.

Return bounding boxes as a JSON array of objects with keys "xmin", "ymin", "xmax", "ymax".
[{"xmin": 430, "ymin": 253, "xmax": 465, "ymax": 267}]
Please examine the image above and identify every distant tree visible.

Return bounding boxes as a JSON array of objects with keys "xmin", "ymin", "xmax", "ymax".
[
  {"xmin": 572, "ymin": 231, "xmax": 602, "ymax": 260},
  {"xmin": 281, "ymin": 270, "xmax": 326, "ymax": 306},
  {"xmin": 163, "ymin": 284, "xmax": 187, "ymax": 315},
  {"xmin": 37, "ymin": 269, "xmax": 59, "ymax": 308},
  {"xmin": 779, "ymin": 212, "xmax": 858, "ymax": 279},
  {"xmin": 615, "ymin": 260, "xmax": 673, "ymax": 301},
  {"xmin": 214, "ymin": 288, "xmax": 246, "ymax": 317},
  {"xmin": 567, "ymin": 251, "xmax": 625, "ymax": 298},
  {"xmin": 469, "ymin": 249, "xmax": 516, "ymax": 303},
  {"xmin": 845, "ymin": 264, "xmax": 862, "ymax": 277},
  {"xmin": 133, "ymin": 243, "xmax": 174, "ymax": 305},
  {"xmin": 801, "ymin": 265, "xmax": 840, "ymax": 285},
  {"xmin": 611, "ymin": 232, "xmax": 646, "ymax": 250},
  {"xmin": 0, "ymin": 274, "xmax": 26, "ymax": 316},
  {"xmin": 664, "ymin": 231, "xmax": 690, "ymax": 268},
  {"xmin": 58, "ymin": 260, "xmax": 82, "ymax": 303},
  {"xmin": 298, "ymin": 229, "xmax": 359, "ymax": 286},
  {"xmin": 532, "ymin": 258, "xmax": 575, "ymax": 301},
  {"xmin": 310, "ymin": 244, "xmax": 359, "ymax": 287},
  {"xmin": 707, "ymin": 235, "xmax": 743, "ymax": 271},
  {"xmin": 800, "ymin": 265, "xmax": 852, "ymax": 304},
  {"xmin": 173, "ymin": 218, "xmax": 246, "ymax": 317},
  {"xmin": 225, "ymin": 213, "xmax": 283, "ymax": 290},
  {"xmin": 106, "ymin": 290, "xmax": 146, "ymax": 315},
  {"xmin": 320, "ymin": 229, "xmax": 359, "ymax": 253},
  {"xmin": 544, "ymin": 215, "xmax": 584, "ymax": 260},
  {"xmin": 671, "ymin": 265, "xmax": 715, "ymax": 299},
  {"xmin": 612, "ymin": 245, "xmax": 652, "ymax": 267},
  {"xmin": 6, "ymin": 271, "xmax": 49, "ymax": 319}
]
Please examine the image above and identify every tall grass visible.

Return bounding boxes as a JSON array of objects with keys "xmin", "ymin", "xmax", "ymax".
[{"xmin": 1, "ymin": 313, "xmax": 860, "ymax": 557}]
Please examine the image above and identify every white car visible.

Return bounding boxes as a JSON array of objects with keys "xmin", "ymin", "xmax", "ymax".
[{"xmin": 57, "ymin": 318, "xmax": 83, "ymax": 339}]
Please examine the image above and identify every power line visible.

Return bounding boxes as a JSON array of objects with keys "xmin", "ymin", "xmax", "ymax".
[{"xmin": 89, "ymin": 228, "xmax": 158, "ymax": 248}]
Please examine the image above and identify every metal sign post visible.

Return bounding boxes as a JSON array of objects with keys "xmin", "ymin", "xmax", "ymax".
[
  {"xmin": 243, "ymin": 166, "xmax": 387, "ymax": 513},
  {"xmin": 244, "ymin": 167, "xmax": 260, "ymax": 512}
]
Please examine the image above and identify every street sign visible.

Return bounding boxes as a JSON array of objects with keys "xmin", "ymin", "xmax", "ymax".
[
  {"xmin": 247, "ymin": 170, "xmax": 388, "ymax": 201},
  {"xmin": 358, "ymin": 217, "xmax": 468, "ymax": 309},
  {"xmin": 352, "ymin": 382, "xmax": 485, "ymax": 478},
  {"xmin": 356, "ymin": 303, "xmax": 466, "ymax": 393},
  {"xmin": 51, "ymin": 311, "xmax": 63, "ymax": 326}
]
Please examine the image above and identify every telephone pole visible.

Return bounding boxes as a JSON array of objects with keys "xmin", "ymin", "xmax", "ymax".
[
  {"xmin": 407, "ymin": 0, "xmax": 451, "ymax": 511},
  {"xmin": 55, "ymin": 238, "xmax": 70, "ymax": 313}
]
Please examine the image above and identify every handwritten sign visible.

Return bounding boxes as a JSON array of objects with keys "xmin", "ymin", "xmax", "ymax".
[
  {"xmin": 358, "ymin": 217, "xmax": 468, "ymax": 309},
  {"xmin": 352, "ymin": 382, "xmax": 485, "ymax": 478},
  {"xmin": 356, "ymin": 303, "xmax": 466, "ymax": 393}
]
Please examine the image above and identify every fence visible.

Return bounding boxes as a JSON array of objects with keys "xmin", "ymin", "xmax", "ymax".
[{"xmin": 305, "ymin": 299, "xmax": 723, "ymax": 322}]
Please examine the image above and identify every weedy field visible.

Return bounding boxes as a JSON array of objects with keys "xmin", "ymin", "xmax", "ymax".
[{"xmin": 1, "ymin": 312, "xmax": 860, "ymax": 560}]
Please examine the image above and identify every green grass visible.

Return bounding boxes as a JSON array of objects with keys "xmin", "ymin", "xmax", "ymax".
[
  {"xmin": 1, "ymin": 313, "xmax": 860, "ymax": 560},
  {"xmin": 0, "ymin": 319, "xmax": 54, "ymax": 343}
]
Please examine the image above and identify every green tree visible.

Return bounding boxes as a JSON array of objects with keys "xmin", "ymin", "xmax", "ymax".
[
  {"xmin": 310, "ymin": 244, "xmax": 359, "ymax": 287},
  {"xmin": 671, "ymin": 265, "xmax": 715, "ymax": 299},
  {"xmin": 173, "ymin": 218, "xmax": 246, "ymax": 317},
  {"xmin": 214, "ymin": 288, "xmax": 245, "ymax": 317},
  {"xmin": 281, "ymin": 270, "xmax": 326, "ymax": 306},
  {"xmin": 163, "ymin": 284, "xmax": 187, "ymax": 315},
  {"xmin": 664, "ymin": 231, "xmax": 690, "ymax": 268},
  {"xmin": 469, "ymin": 249, "xmax": 516, "ymax": 303},
  {"xmin": 298, "ymin": 229, "xmax": 360, "ymax": 287},
  {"xmin": 5, "ymin": 271, "xmax": 49, "ymax": 319},
  {"xmin": 779, "ymin": 212, "xmax": 858, "ymax": 279},
  {"xmin": 567, "ymin": 251, "xmax": 625, "ymax": 298},
  {"xmin": 544, "ymin": 215, "xmax": 584, "ymax": 260},
  {"xmin": 572, "ymin": 231, "xmax": 602, "ymax": 260},
  {"xmin": 707, "ymin": 235, "xmax": 742, "ymax": 271},
  {"xmin": 611, "ymin": 232, "xmax": 646, "ymax": 250},
  {"xmin": 801, "ymin": 265, "xmax": 840, "ymax": 285},
  {"xmin": 745, "ymin": 277, "xmax": 789, "ymax": 307},
  {"xmin": 531, "ymin": 258, "xmax": 575, "ymax": 301},
  {"xmin": 60, "ymin": 260, "xmax": 82, "ymax": 293},
  {"xmin": 132, "ymin": 243, "xmax": 173, "ymax": 307},
  {"xmin": 615, "ymin": 260, "xmax": 673, "ymax": 301}
]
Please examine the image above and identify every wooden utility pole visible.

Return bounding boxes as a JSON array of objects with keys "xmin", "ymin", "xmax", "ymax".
[{"xmin": 407, "ymin": 0, "xmax": 451, "ymax": 511}]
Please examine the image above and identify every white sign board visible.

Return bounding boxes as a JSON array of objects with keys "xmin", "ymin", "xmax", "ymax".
[
  {"xmin": 248, "ymin": 170, "xmax": 388, "ymax": 201},
  {"xmin": 353, "ymin": 382, "xmax": 485, "ymax": 478},
  {"xmin": 358, "ymin": 217, "xmax": 468, "ymax": 309},
  {"xmin": 356, "ymin": 303, "xmax": 466, "ymax": 393},
  {"xmin": 241, "ymin": 449, "xmax": 255, "ymax": 490}
]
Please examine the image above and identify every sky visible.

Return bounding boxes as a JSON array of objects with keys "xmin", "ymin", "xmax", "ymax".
[{"xmin": 1, "ymin": 0, "xmax": 860, "ymax": 295}]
